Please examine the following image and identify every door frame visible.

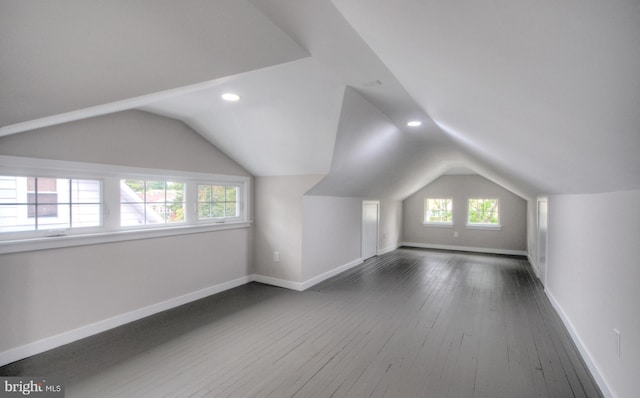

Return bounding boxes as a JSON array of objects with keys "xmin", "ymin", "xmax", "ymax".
[
  {"xmin": 536, "ymin": 197, "xmax": 548, "ymax": 286},
  {"xmin": 362, "ymin": 200, "xmax": 380, "ymax": 260}
]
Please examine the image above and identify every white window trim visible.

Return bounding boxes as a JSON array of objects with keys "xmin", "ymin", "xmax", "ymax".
[
  {"xmin": 465, "ymin": 197, "xmax": 501, "ymax": 229},
  {"xmin": 465, "ymin": 223, "xmax": 502, "ymax": 230},
  {"xmin": 195, "ymin": 182, "xmax": 243, "ymax": 224},
  {"xmin": 0, "ymin": 177, "xmax": 105, "ymax": 239},
  {"xmin": 423, "ymin": 197, "xmax": 454, "ymax": 226},
  {"xmin": 0, "ymin": 155, "xmax": 251, "ymax": 254},
  {"xmin": 424, "ymin": 222, "xmax": 454, "ymax": 228}
]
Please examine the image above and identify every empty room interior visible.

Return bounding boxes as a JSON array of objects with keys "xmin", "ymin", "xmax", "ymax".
[{"xmin": 0, "ymin": 1, "xmax": 638, "ymax": 397}]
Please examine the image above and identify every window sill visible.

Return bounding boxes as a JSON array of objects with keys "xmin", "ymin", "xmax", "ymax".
[
  {"xmin": 0, "ymin": 221, "xmax": 252, "ymax": 254},
  {"xmin": 423, "ymin": 222, "xmax": 454, "ymax": 228},
  {"xmin": 465, "ymin": 224, "xmax": 502, "ymax": 231}
]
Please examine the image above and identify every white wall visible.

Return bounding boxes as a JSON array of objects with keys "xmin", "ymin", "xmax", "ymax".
[
  {"xmin": 527, "ymin": 199, "xmax": 539, "ymax": 272},
  {"xmin": 402, "ymin": 175, "xmax": 527, "ymax": 254},
  {"xmin": 254, "ymin": 176, "xmax": 403, "ymax": 288},
  {"xmin": 546, "ymin": 190, "xmax": 640, "ymax": 398},
  {"xmin": 0, "ymin": 229, "xmax": 251, "ymax": 354},
  {"xmin": 301, "ymin": 196, "xmax": 362, "ymax": 281},
  {"xmin": 0, "ymin": 111, "xmax": 253, "ymax": 362},
  {"xmin": 300, "ymin": 195, "xmax": 403, "ymax": 283},
  {"xmin": 378, "ymin": 198, "xmax": 403, "ymax": 254},
  {"xmin": 0, "ymin": 110, "xmax": 250, "ymax": 177},
  {"xmin": 253, "ymin": 175, "xmax": 325, "ymax": 282}
]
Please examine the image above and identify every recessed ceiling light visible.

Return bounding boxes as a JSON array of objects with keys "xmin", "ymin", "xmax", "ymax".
[
  {"xmin": 221, "ymin": 93, "xmax": 240, "ymax": 102},
  {"xmin": 407, "ymin": 120, "xmax": 422, "ymax": 127}
]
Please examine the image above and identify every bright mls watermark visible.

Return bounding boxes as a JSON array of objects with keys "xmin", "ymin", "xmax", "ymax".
[{"xmin": 0, "ymin": 378, "xmax": 64, "ymax": 397}]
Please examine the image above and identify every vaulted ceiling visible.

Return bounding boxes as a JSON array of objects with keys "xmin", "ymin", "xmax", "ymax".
[{"xmin": 1, "ymin": 0, "xmax": 639, "ymax": 200}]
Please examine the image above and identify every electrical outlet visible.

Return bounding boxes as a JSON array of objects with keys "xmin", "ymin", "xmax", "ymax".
[
  {"xmin": 614, "ymin": 329, "xmax": 621, "ymax": 358},
  {"xmin": 454, "ymin": 231, "xmax": 459, "ymax": 238},
  {"xmin": 274, "ymin": 251, "xmax": 280, "ymax": 262}
]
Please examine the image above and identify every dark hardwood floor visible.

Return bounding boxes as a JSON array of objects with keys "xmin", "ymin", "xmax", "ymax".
[{"xmin": 0, "ymin": 248, "xmax": 602, "ymax": 397}]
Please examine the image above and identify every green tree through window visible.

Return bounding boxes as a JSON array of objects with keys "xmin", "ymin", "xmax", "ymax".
[
  {"xmin": 120, "ymin": 180, "xmax": 185, "ymax": 225},
  {"xmin": 424, "ymin": 198, "xmax": 453, "ymax": 223},
  {"xmin": 197, "ymin": 184, "xmax": 239, "ymax": 220},
  {"xmin": 468, "ymin": 198, "xmax": 499, "ymax": 225}
]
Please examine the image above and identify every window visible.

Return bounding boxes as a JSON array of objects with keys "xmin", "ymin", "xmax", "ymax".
[
  {"xmin": 467, "ymin": 198, "xmax": 499, "ymax": 226},
  {"xmin": 0, "ymin": 175, "xmax": 102, "ymax": 233},
  {"xmin": 0, "ymin": 156, "xmax": 251, "ymax": 253},
  {"xmin": 120, "ymin": 180, "xmax": 185, "ymax": 226},
  {"xmin": 424, "ymin": 198, "xmax": 453, "ymax": 224},
  {"xmin": 197, "ymin": 184, "xmax": 239, "ymax": 221},
  {"xmin": 27, "ymin": 177, "xmax": 58, "ymax": 218}
]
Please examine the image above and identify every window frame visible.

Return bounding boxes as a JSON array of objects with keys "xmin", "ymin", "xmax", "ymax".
[
  {"xmin": 423, "ymin": 197, "xmax": 454, "ymax": 226},
  {"xmin": 27, "ymin": 177, "xmax": 60, "ymax": 218},
  {"xmin": 0, "ymin": 175, "xmax": 105, "ymax": 240},
  {"xmin": 119, "ymin": 179, "xmax": 187, "ymax": 228},
  {"xmin": 466, "ymin": 197, "xmax": 501, "ymax": 229},
  {"xmin": 0, "ymin": 155, "xmax": 251, "ymax": 254},
  {"xmin": 196, "ymin": 183, "xmax": 242, "ymax": 223}
]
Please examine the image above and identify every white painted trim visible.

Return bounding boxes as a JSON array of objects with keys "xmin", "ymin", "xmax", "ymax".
[
  {"xmin": 0, "ymin": 275, "xmax": 251, "ymax": 367},
  {"xmin": 361, "ymin": 200, "xmax": 380, "ymax": 261},
  {"xmin": 528, "ymin": 254, "xmax": 540, "ymax": 279},
  {"xmin": 402, "ymin": 242, "xmax": 527, "ymax": 256},
  {"xmin": 465, "ymin": 223, "xmax": 502, "ymax": 230},
  {"xmin": 545, "ymin": 289, "xmax": 616, "ymax": 398},
  {"xmin": 300, "ymin": 258, "xmax": 363, "ymax": 290},
  {"xmin": 535, "ymin": 197, "xmax": 549, "ymax": 287},
  {"xmin": 251, "ymin": 257, "xmax": 364, "ymax": 292},
  {"xmin": 0, "ymin": 256, "xmax": 366, "ymax": 367},
  {"xmin": 0, "ymin": 155, "xmax": 252, "ymax": 253},
  {"xmin": 251, "ymin": 274, "xmax": 304, "ymax": 292},
  {"xmin": 377, "ymin": 244, "xmax": 399, "ymax": 256},
  {"xmin": 0, "ymin": 222, "xmax": 252, "ymax": 254},
  {"xmin": 423, "ymin": 222, "xmax": 454, "ymax": 228}
]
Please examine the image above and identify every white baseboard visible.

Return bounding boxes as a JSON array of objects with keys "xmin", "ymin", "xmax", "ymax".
[
  {"xmin": 251, "ymin": 274, "xmax": 304, "ymax": 291},
  {"xmin": 0, "ymin": 256, "xmax": 367, "ymax": 367},
  {"xmin": 300, "ymin": 258, "xmax": 363, "ymax": 290},
  {"xmin": 251, "ymin": 257, "xmax": 364, "ymax": 292},
  {"xmin": 377, "ymin": 244, "xmax": 399, "ymax": 256},
  {"xmin": 402, "ymin": 242, "xmax": 527, "ymax": 256},
  {"xmin": 545, "ymin": 289, "xmax": 615, "ymax": 398},
  {"xmin": 0, "ymin": 275, "xmax": 251, "ymax": 367},
  {"xmin": 527, "ymin": 254, "xmax": 541, "ymax": 279}
]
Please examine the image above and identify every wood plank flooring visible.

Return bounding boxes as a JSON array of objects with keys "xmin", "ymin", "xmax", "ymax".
[{"xmin": 0, "ymin": 248, "xmax": 602, "ymax": 397}]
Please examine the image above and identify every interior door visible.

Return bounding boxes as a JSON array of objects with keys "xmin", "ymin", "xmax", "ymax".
[
  {"xmin": 362, "ymin": 201, "xmax": 379, "ymax": 261},
  {"xmin": 537, "ymin": 198, "xmax": 548, "ymax": 285}
]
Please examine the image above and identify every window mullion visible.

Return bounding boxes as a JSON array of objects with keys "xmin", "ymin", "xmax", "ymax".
[
  {"xmin": 34, "ymin": 177, "xmax": 39, "ymax": 230},
  {"xmin": 163, "ymin": 181, "xmax": 167, "ymax": 223},
  {"xmin": 103, "ymin": 177, "xmax": 120, "ymax": 231},
  {"xmin": 223, "ymin": 184, "xmax": 228, "ymax": 218},
  {"xmin": 185, "ymin": 182, "xmax": 196, "ymax": 223},
  {"xmin": 68, "ymin": 178, "xmax": 72, "ymax": 228},
  {"xmin": 143, "ymin": 180, "xmax": 147, "ymax": 225}
]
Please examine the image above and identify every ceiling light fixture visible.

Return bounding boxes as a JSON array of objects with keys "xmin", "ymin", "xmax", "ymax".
[
  {"xmin": 221, "ymin": 93, "xmax": 240, "ymax": 102},
  {"xmin": 407, "ymin": 120, "xmax": 422, "ymax": 127}
]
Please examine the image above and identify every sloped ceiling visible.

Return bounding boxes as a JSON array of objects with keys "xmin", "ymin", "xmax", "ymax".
[
  {"xmin": 308, "ymin": 87, "xmax": 536, "ymax": 200},
  {"xmin": 143, "ymin": 0, "xmax": 447, "ymax": 180},
  {"xmin": 2, "ymin": 0, "xmax": 638, "ymax": 200},
  {"xmin": 141, "ymin": 58, "xmax": 346, "ymax": 176},
  {"xmin": 308, "ymin": 87, "xmax": 457, "ymax": 199},
  {"xmin": 330, "ymin": 0, "xmax": 640, "ymax": 194},
  {"xmin": 0, "ymin": 0, "xmax": 307, "ymax": 125}
]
